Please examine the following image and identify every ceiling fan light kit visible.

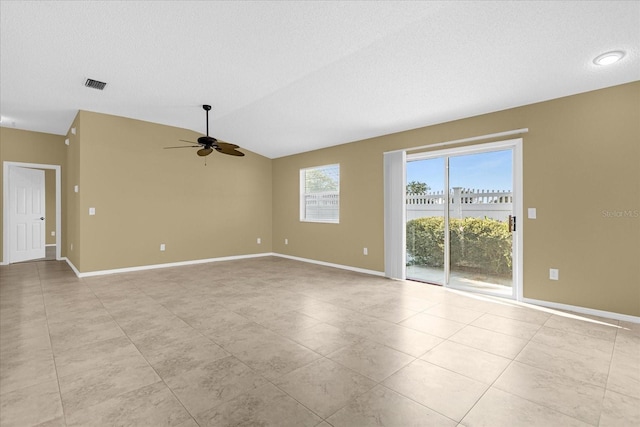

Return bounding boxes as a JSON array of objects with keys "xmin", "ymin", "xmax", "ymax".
[{"xmin": 164, "ymin": 104, "xmax": 244, "ymax": 159}]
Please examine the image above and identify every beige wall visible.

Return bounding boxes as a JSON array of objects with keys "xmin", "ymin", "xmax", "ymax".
[
  {"xmin": 73, "ymin": 111, "xmax": 272, "ymax": 272},
  {"xmin": 0, "ymin": 127, "xmax": 67, "ymax": 261},
  {"xmin": 2, "ymin": 112, "xmax": 273, "ymax": 272},
  {"xmin": 272, "ymin": 82, "xmax": 640, "ymax": 316}
]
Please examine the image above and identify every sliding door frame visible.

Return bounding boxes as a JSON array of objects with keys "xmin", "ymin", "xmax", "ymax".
[{"xmin": 406, "ymin": 138, "xmax": 524, "ymax": 300}]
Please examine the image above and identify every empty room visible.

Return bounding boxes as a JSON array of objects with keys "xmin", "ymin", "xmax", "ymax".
[{"xmin": 1, "ymin": 1, "xmax": 638, "ymax": 427}]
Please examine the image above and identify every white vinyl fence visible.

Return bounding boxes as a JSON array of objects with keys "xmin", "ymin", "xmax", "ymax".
[
  {"xmin": 406, "ymin": 187, "xmax": 512, "ymax": 221},
  {"xmin": 304, "ymin": 192, "xmax": 339, "ymax": 221}
]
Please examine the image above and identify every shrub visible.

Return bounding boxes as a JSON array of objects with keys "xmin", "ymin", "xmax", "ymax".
[
  {"xmin": 406, "ymin": 217, "xmax": 445, "ymax": 267},
  {"xmin": 406, "ymin": 216, "xmax": 512, "ymax": 275}
]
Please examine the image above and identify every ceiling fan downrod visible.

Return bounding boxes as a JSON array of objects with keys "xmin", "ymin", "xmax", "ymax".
[{"xmin": 203, "ymin": 104, "xmax": 211, "ymax": 136}]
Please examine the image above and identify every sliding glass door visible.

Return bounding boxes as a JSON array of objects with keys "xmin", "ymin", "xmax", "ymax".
[
  {"xmin": 406, "ymin": 142, "xmax": 518, "ymax": 298},
  {"xmin": 406, "ymin": 157, "xmax": 446, "ymax": 285}
]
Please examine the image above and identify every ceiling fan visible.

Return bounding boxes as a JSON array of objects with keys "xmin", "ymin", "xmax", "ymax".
[{"xmin": 165, "ymin": 105, "xmax": 244, "ymax": 157}]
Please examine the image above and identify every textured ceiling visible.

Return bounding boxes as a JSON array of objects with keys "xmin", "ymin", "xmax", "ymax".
[{"xmin": 1, "ymin": 1, "xmax": 638, "ymax": 158}]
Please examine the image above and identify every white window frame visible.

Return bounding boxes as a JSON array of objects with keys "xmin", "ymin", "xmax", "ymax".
[{"xmin": 300, "ymin": 163, "xmax": 340, "ymax": 224}]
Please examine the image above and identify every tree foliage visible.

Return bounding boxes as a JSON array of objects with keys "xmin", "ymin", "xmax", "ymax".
[
  {"xmin": 305, "ymin": 169, "xmax": 338, "ymax": 192},
  {"xmin": 406, "ymin": 181, "xmax": 430, "ymax": 194}
]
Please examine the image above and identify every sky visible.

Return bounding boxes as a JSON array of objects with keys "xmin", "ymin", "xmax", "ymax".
[{"xmin": 406, "ymin": 149, "xmax": 512, "ymax": 192}]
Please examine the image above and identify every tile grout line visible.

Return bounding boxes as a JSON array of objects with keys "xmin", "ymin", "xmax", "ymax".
[
  {"xmin": 36, "ymin": 262, "xmax": 69, "ymax": 427},
  {"xmin": 597, "ymin": 321, "xmax": 624, "ymax": 426},
  {"xmin": 454, "ymin": 317, "xmax": 540, "ymax": 425},
  {"xmin": 484, "ymin": 317, "xmax": 605, "ymax": 426},
  {"xmin": 87, "ymin": 278, "xmax": 204, "ymax": 427}
]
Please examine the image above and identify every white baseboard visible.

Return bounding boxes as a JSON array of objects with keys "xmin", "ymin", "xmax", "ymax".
[
  {"xmin": 62, "ymin": 257, "xmax": 82, "ymax": 277},
  {"xmin": 62, "ymin": 252, "xmax": 384, "ymax": 279},
  {"xmin": 273, "ymin": 253, "xmax": 385, "ymax": 277},
  {"xmin": 522, "ymin": 297, "xmax": 640, "ymax": 324},
  {"xmin": 66, "ymin": 253, "xmax": 274, "ymax": 278}
]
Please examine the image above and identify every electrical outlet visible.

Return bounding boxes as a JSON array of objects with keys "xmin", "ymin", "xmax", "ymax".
[
  {"xmin": 549, "ymin": 268, "xmax": 559, "ymax": 280},
  {"xmin": 257, "ymin": 237, "xmax": 261, "ymax": 244},
  {"xmin": 70, "ymin": 243, "xmax": 73, "ymax": 251},
  {"xmin": 51, "ymin": 231, "xmax": 55, "ymax": 236},
  {"xmin": 285, "ymin": 238, "xmax": 288, "ymax": 245},
  {"xmin": 160, "ymin": 243, "xmax": 166, "ymax": 251},
  {"xmin": 363, "ymin": 247, "xmax": 368, "ymax": 255}
]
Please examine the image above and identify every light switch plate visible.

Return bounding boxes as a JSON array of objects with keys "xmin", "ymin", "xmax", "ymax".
[
  {"xmin": 528, "ymin": 208, "xmax": 537, "ymax": 219},
  {"xmin": 89, "ymin": 207, "xmax": 96, "ymax": 215}
]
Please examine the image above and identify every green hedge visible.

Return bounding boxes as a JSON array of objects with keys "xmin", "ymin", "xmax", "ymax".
[{"xmin": 406, "ymin": 216, "xmax": 512, "ymax": 275}]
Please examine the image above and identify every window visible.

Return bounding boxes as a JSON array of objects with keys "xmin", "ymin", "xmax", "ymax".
[{"xmin": 300, "ymin": 164, "xmax": 340, "ymax": 223}]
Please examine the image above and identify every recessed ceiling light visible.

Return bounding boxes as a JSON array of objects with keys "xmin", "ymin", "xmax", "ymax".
[
  {"xmin": 0, "ymin": 115, "xmax": 15, "ymax": 126},
  {"xmin": 593, "ymin": 51, "xmax": 625, "ymax": 66}
]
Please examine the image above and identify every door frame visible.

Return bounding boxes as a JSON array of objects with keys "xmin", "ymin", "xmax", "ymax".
[
  {"xmin": 2, "ymin": 161, "xmax": 62, "ymax": 265},
  {"xmin": 406, "ymin": 138, "xmax": 523, "ymax": 300}
]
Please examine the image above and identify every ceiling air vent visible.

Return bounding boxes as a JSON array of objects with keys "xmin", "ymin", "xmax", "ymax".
[{"xmin": 84, "ymin": 78, "xmax": 107, "ymax": 90}]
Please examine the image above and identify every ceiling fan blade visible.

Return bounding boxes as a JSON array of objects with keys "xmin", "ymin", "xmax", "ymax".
[
  {"xmin": 164, "ymin": 145, "xmax": 199, "ymax": 149},
  {"xmin": 215, "ymin": 141, "xmax": 240, "ymax": 149},
  {"xmin": 215, "ymin": 145, "xmax": 245, "ymax": 156},
  {"xmin": 179, "ymin": 139, "xmax": 197, "ymax": 144},
  {"xmin": 197, "ymin": 148, "xmax": 214, "ymax": 157}
]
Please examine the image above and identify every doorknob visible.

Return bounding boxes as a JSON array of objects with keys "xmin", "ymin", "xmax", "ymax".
[{"xmin": 40, "ymin": 217, "xmax": 45, "ymax": 220}]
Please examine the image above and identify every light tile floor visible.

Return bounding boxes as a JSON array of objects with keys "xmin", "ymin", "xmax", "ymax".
[{"xmin": 1, "ymin": 257, "xmax": 638, "ymax": 426}]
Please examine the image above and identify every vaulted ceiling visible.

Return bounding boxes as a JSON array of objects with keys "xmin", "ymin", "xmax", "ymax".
[{"xmin": 1, "ymin": 1, "xmax": 638, "ymax": 158}]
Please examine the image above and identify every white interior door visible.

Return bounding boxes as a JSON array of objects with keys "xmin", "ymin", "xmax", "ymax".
[{"xmin": 9, "ymin": 166, "xmax": 46, "ymax": 263}]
